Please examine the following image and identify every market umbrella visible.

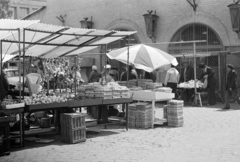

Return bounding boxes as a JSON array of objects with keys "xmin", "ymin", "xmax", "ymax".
[{"xmin": 107, "ymin": 44, "xmax": 178, "ymax": 72}]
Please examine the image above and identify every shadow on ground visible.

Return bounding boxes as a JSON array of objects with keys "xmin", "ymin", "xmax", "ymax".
[{"xmin": 10, "ymin": 127, "xmax": 121, "ymax": 153}]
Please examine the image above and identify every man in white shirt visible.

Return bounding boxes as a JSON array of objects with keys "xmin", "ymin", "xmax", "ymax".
[{"xmin": 164, "ymin": 64, "xmax": 180, "ymax": 98}]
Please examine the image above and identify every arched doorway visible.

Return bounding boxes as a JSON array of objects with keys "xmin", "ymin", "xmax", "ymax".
[
  {"xmin": 168, "ymin": 23, "xmax": 224, "ymax": 92},
  {"xmin": 168, "ymin": 23, "xmax": 223, "ymax": 54}
]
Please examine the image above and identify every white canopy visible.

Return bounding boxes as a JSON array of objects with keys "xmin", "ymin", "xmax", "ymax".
[
  {"xmin": 0, "ymin": 19, "xmax": 137, "ymax": 58},
  {"xmin": 2, "ymin": 54, "xmax": 17, "ymax": 63}
]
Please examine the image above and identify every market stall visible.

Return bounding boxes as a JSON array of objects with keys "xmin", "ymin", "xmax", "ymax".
[{"xmin": 0, "ymin": 19, "xmax": 136, "ymax": 145}]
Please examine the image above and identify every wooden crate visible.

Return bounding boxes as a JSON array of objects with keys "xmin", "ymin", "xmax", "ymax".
[
  {"xmin": 60, "ymin": 113, "xmax": 86, "ymax": 144},
  {"xmin": 60, "ymin": 113, "xmax": 85, "ymax": 130},
  {"xmin": 61, "ymin": 127, "xmax": 86, "ymax": 144}
]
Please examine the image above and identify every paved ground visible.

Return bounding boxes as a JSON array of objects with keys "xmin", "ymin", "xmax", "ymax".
[{"xmin": 1, "ymin": 102, "xmax": 240, "ymax": 162}]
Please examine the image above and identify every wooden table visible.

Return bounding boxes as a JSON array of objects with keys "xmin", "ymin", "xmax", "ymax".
[
  {"xmin": 130, "ymin": 90, "xmax": 174, "ymax": 128},
  {"xmin": 21, "ymin": 98, "xmax": 133, "ymax": 145}
]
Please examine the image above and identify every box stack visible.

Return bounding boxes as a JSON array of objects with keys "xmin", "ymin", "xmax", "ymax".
[
  {"xmin": 85, "ymin": 85, "xmax": 95, "ymax": 98},
  {"xmin": 167, "ymin": 100, "xmax": 184, "ymax": 127},
  {"xmin": 137, "ymin": 79, "xmax": 153, "ymax": 90},
  {"xmin": 118, "ymin": 81, "xmax": 127, "ymax": 87},
  {"xmin": 135, "ymin": 102, "xmax": 153, "ymax": 129},
  {"xmin": 120, "ymin": 86, "xmax": 130, "ymax": 98},
  {"xmin": 94, "ymin": 87, "xmax": 112, "ymax": 99},
  {"xmin": 128, "ymin": 79, "xmax": 138, "ymax": 87},
  {"xmin": 146, "ymin": 83, "xmax": 162, "ymax": 90},
  {"xmin": 112, "ymin": 88, "xmax": 121, "ymax": 99},
  {"xmin": 156, "ymin": 87, "xmax": 172, "ymax": 93},
  {"xmin": 128, "ymin": 103, "xmax": 137, "ymax": 128},
  {"xmin": 163, "ymin": 105, "xmax": 168, "ymax": 119},
  {"xmin": 77, "ymin": 86, "xmax": 86, "ymax": 98},
  {"xmin": 60, "ymin": 113, "xmax": 86, "ymax": 144}
]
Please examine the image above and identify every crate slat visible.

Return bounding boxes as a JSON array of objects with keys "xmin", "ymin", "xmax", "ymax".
[{"xmin": 60, "ymin": 113, "xmax": 86, "ymax": 144}]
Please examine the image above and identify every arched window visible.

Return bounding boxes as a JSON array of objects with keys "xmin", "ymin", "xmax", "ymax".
[{"xmin": 168, "ymin": 23, "xmax": 223, "ymax": 55}]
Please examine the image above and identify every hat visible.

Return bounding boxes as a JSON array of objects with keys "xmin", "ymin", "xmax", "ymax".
[
  {"xmin": 227, "ymin": 64, "xmax": 234, "ymax": 69},
  {"xmin": 104, "ymin": 64, "xmax": 111, "ymax": 69}
]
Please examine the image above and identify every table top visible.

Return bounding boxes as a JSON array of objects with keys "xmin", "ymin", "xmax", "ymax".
[
  {"xmin": 24, "ymin": 98, "xmax": 133, "ymax": 112},
  {"xmin": 0, "ymin": 107, "xmax": 24, "ymax": 114}
]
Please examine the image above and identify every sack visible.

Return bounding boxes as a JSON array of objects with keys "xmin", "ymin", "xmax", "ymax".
[{"xmin": 203, "ymin": 78, "xmax": 208, "ymax": 89}]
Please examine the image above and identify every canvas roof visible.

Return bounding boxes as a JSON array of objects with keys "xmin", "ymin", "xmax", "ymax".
[{"xmin": 0, "ymin": 19, "xmax": 137, "ymax": 58}]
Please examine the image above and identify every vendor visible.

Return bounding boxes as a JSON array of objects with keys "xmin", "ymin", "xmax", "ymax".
[
  {"xmin": 120, "ymin": 65, "xmax": 137, "ymax": 81},
  {"xmin": 100, "ymin": 64, "xmax": 114, "ymax": 84},
  {"xmin": 71, "ymin": 66, "xmax": 84, "ymax": 83},
  {"xmin": 0, "ymin": 64, "xmax": 9, "ymax": 101},
  {"xmin": 164, "ymin": 64, "xmax": 180, "ymax": 98},
  {"xmin": 198, "ymin": 63, "xmax": 216, "ymax": 105},
  {"xmin": 88, "ymin": 65, "xmax": 100, "ymax": 83},
  {"xmin": 180, "ymin": 61, "xmax": 194, "ymax": 102}
]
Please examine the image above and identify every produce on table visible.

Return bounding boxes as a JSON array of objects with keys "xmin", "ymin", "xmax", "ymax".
[
  {"xmin": 178, "ymin": 80, "xmax": 204, "ymax": 88},
  {"xmin": 1, "ymin": 99, "xmax": 24, "ymax": 107},
  {"xmin": 24, "ymin": 94, "xmax": 68, "ymax": 105}
]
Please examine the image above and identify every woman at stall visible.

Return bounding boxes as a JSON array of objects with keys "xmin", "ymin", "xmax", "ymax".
[
  {"xmin": 198, "ymin": 63, "xmax": 216, "ymax": 105},
  {"xmin": 88, "ymin": 65, "xmax": 100, "ymax": 83},
  {"xmin": 99, "ymin": 64, "xmax": 114, "ymax": 84}
]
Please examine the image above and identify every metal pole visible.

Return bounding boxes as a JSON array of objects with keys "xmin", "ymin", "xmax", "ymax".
[
  {"xmin": 218, "ymin": 55, "xmax": 221, "ymax": 91},
  {"xmin": 74, "ymin": 56, "xmax": 77, "ymax": 97},
  {"xmin": 104, "ymin": 44, "xmax": 107, "ymax": 84},
  {"xmin": 18, "ymin": 28, "xmax": 22, "ymax": 99},
  {"xmin": 126, "ymin": 36, "xmax": 130, "ymax": 85},
  {"xmin": 193, "ymin": 42, "xmax": 197, "ymax": 105}
]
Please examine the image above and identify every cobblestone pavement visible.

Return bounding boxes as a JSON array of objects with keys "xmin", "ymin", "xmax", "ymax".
[{"xmin": 1, "ymin": 102, "xmax": 240, "ymax": 162}]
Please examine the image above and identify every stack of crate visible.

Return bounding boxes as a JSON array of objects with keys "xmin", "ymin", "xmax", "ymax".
[
  {"xmin": 167, "ymin": 100, "xmax": 184, "ymax": 127},
  {"xmin": 135, "ymin": 102, "xmax": 153, "ymax": 129},
  {"xmin": 128, "ymin": 103, "xmax": 137, "ymax": 128},
  {"xmin": 137, "ymin": 79, "xmax": 153, "ymax": 90},
  {"xmin": 128, "ymin": 80, "xmax": 138, "ymax": 87},
  {"xmin": 60, "ymin": 113, "xmax": 86, "ymax": 144},
  {"xmin": 146, "ymin": 82, "xmax": 162, "ymax": 90},
  {"xmin": 163, "ymin": 105, "xmax": 168, "ymax": 119}
]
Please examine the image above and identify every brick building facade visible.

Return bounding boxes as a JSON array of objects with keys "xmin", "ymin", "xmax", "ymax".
[
  {"xmin": 25, "ymin": 0, "xmax": 240, "ymax": 91},
  {"xmin": 26, "ymin": 0, "xmax": 240, "ymax": 49}
]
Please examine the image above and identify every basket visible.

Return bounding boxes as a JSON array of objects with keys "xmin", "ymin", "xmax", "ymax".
[{"xmin": 60, "ymin": 113, "xmax": 86, "ymax": 144}]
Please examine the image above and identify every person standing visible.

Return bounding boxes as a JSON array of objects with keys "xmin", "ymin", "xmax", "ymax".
[
  {"xmin": 88, "ymin": 65, "xmax": 100, "ymax": 83},
  {"xmin": 164, "ymin": 64, "xmax": 180, "ymax": 97},
  {"xmin": 223, "ymin": 64, "xmax": 240, "ymax": 109},
  {"xmin": 198, "ymin": 63, "xmax": 216, "ymax": 105},
  {"xmin": 0, "ymin": 65, "xmax": 9, "ymax": 101},
  {"xmin": 99, "ymin": 64, "xmax": 114, "ymax": 84},
  {"xmin": 180, "ymin": 61, "xmax": 194, "ymax": 102},
  {"xmin": 120, "ymin": 65, "xmax": 137, "ymax": 81}
]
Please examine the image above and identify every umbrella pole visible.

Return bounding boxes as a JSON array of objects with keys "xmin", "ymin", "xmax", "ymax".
[
  {"xmin": 74, "ymin": 56, "xmax": 77, "ymax": 97},
  {"xmin": 193, "ymin": 42, "xmax": 197, "ymax": 105},
  {"xmin": 105, "ymin": 45, "xmax": 107, "ymax": 83},
  {"xmin": 126, "ymin": 36, "xmax": 130, "ymax": 86}
]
